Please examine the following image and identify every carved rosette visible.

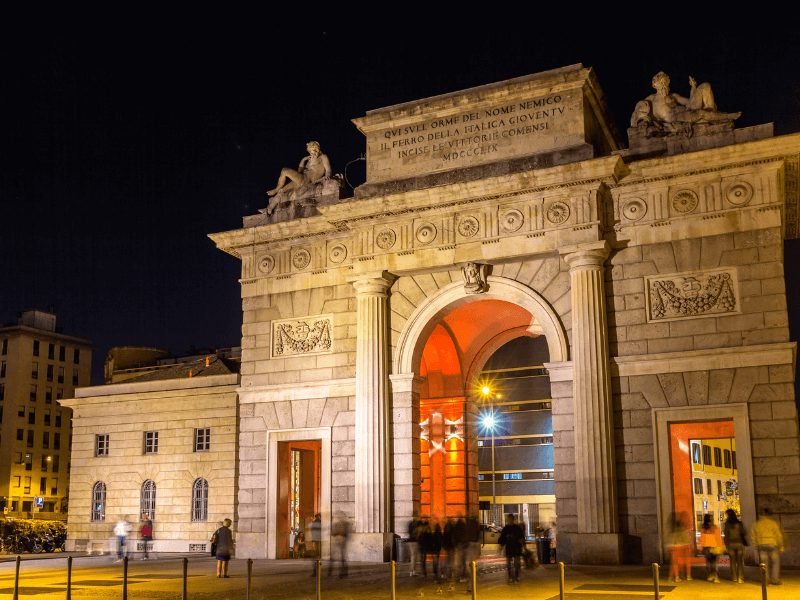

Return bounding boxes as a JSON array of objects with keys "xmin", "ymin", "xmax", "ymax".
[
  {"xmin": 546, "ymin": 201, "xmax": 570, "ymax": 224},
  {"xmin": 328, "ymin": 243, "xmax": 348, "ymax": 264},
  {"xmin": 415, "ymin": 222, "xmax": 437, "ymax": 245},
  {"xmin": 458, "ymin": 216, "xmax": 480, "ymax": 238},
  {"xmin": 646, "ymin": 269, "xmax": 739, "ymax": 322},
  {"xmin": 671, "ymin": 190, "xmax": 699, "ymax": 214},
  {"xmin": 724, "ymin": 181, "xmax": 753, "ymax": 206},
  {"xmin": 500, "ymin": 209, "xmax": 524, "ymax": 233},
  {"xmin": 375, "ymin": 229, "xmax": 397, "ymax": 250},
  {"xmin": 292, "ymin": 249, "xmax": 311, "ymax": 270},
  {"xmin": 621, "ymin": 198, "xmax": 647, "ymax": 222},
  {"xmin": 271, "ymin": 314, "xmax": 334, "ymax": 357},
  {"xmin": 257, "ymin": 254, "xmax": 275, "ymax": 274}
]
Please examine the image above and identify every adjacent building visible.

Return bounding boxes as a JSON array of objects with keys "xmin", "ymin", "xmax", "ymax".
[{"xmin": 0, "ymin": 310, "xmax": 92, "ymax": 520}]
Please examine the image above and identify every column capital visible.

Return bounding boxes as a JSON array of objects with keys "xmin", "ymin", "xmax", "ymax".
[
  {"xmin": 348, "ymin": 271, "xmax": 397, "ymax": 296},
  {"xmin": 559, "ymin": 241, "xmax": 610, "ymax": 270}
]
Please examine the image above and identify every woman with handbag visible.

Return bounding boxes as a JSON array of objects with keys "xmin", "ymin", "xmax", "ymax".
[
  {"xmin": 724, "ymin": 509, "xmax": 747, "ymax": 583},
  {"xmin": 699, "ymin": 514, "xmax": 724, "ymax": 583}
]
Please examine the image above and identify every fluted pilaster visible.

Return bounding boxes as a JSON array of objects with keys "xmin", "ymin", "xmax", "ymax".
[
  {"xmin": 562, "ymin": 242, "xmax": 618, "ymax": 534},
  {"xmin": 352, "ymin": 273, "xmax": 395, "ymax": 533}
]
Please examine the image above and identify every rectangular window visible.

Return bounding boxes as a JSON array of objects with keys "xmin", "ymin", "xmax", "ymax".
[
  {"xmin": 28, "ymin": 409, "xmax": 36, "ymax": 425},
  {"xmin": 0, "ymin": 382, "xmax": 4, "ymax": 400},
  {"xmin": 59, "ymin": 346, "xmax": 65, "ymax": 362},
  {"xmin": 27, "ymin": 430, "xmax": 34, "ymax": 448},
  {"xmin": 45, "ymin": 387, "xmax": 52, "ymax": 404},
  {"xmin": 48, "ymin": 344, "xmax": 54, "ymax": 360},
  {"xmin": 23, "ymin": 476, "xmax": 31, "ymax": 494},
  {"xmin": 194, "ymin": 428, "xmax": 211, "ymax": 452},
  {"xmin": 55, "ymin": 411, "xmax": 62, "ymax": 428},
  {"xmin": 43, "ymin": 431, "xmax": 50, "ymax": 449},
  {"xmin": 2, "ymin": 338, "xmax": 7, "ymax": 355},
  {"xmin": 717, "ymin": 480, "xmax": 723, "ymax": 497},
  {"xmin": 30, "ymin": 384, "xmax": 37, "ymax": 402},
  {"xmin": 54, "ymin": 432, "xmax": 60, "ymax": 450},
  {"xmin": 732, "ymin": 451, "xmax": 737, "ymax": 470},
  {"xmin": 702, "ymin": 444, "xmax": 711, "ymax": 465},
  {"xmin": 73, "ymin": 348, "xmax": 80, "ymax": 364},
  {"xmin": 44, "ymin": 412, "xmax": 51, "ymax": 426},
  {"xmin": 72, "ymin": 368, "xmax": 79, "ymax": 386},
  {"xmin": 95, "ymin": 434, "xmax": 110, "ymax": 456},
  {"xmin": 18, "ymin": 405, "xmax": 25, "ymax": 417},
  {"xmin": 40, "ymin": 477, "xmax": 47, "ymax": 494},
  {"xmin": 1, "ymin": 361, "xmax": 6, "ymax": 378},
  {"xmin": 56, "ymin": 388, "xmax": 63, "ymax": 400},
  {"xmin": 31, "ymin": 340, "xmax": 38, "ymax": 356},
  {"xmin": 706, "ymin": 478, "xmax": 712, "ymax": 495},
  {"xmin": 713, "ymin": 447, "xmax": 722, "ymax": 467},
  {"xmin": 144, "ymin": 431, "xmax": 159, "ymax": 454},
  {"xmin": 52, "ymin": 455, "xmax": 60, "ymax": 473},
  {"xmin": 50, "ymin": 478, "xmax": 57, "ymax": 496},
  {"xmin": 16, "ymin": 428, "xmax": 23, "ymax": 441},
  {"xmin": 32, "ymin": 362, "xmax": 39, "ymax": 379},
  {"xmin": 13, "ymin": 476, "xmax": 21, "ymax": 488},
  {"xmin": 41, "ymin": 455, "xmax": 48, "ymax": 471},
  {"xmin": 46, "ymin": 364, "xmax": 53, "ymax": 382},
  {"xmin": 24, "ymin": 454, "xmax": 32, "ymax": 471},
  {"xmin": 724, "ymin": 449, "xmax": 731, "ymax": 469},
  {"xmin": 57, "ymin": 366, "xmax": 64, "ymax": 384}
]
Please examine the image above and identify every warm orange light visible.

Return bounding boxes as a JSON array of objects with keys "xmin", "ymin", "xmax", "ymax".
[{"xmin": 481, "ymin": 385, "xmax": 491, "ymax": 397}]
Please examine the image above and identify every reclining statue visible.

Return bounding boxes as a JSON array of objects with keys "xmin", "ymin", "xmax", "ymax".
[{"xmin": 266, "ymin": 140, "xmax": 332, "ymax": 215}]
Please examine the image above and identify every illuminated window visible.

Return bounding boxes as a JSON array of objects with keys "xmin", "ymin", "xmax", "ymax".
[
  {"xmin": 144, "ymin": 431, "xmax": 158, "ymax": 454},
  {"xmin": 191, "ymin": 478, "xmax": 209, "ymax": 522},
  {"xmin": 141, "ymin": 480, "xmax": 157, "ymax": 520},
  {"xmin": 91, "ymin": 482, "xmax": 106, "ymax": 521}
]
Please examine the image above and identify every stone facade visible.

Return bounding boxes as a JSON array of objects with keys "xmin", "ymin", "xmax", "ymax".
[{"xmin": 205, "ymin": 63, "xmax": 799, "ymax": 565}]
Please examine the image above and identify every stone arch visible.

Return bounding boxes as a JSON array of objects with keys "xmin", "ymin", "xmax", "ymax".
[{"xmin": 394, "ymin": 275, "xmax": 568, "ymax": 377}]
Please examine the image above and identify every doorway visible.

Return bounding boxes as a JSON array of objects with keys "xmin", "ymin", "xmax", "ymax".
[{"xmin": 276, "ymin": 440, "xmax": 320, "ymax": 559}]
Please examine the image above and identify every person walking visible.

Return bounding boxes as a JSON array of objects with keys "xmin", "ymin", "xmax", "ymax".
[
  {"xmin": 699, "ymin": 513, "xmax": 724, "ymax": 583},
  {"xmin": 751, "ymin": 507, "xmax": 785, "ymax": 586},
  {"xmin": 407, "ymin": 516, "xmax": 420, "ymax": 576},
  {"xmin": 723, "ymin": 509, "xmax": 747, "ymax": 583},
  {"xmin": 329, "ymin": 513, "xmax": 350, "ymax": 578},
  {"xmin": 139, "ymin": 513, "xmax": 153, "ymax": 560},
  {"xmin": 309, "ymin": 513, "xmax": 322, "ymax": 576},
  {"xmin": 498, "ymin": 514, "xmax": 525, "ymax": 584},
  {"xmin": 212, "ymin": 519, "xmax": 234, "ymax": 578},
  {"xmin": 114, "ymin": 517, "xmax": 131, "ymax": 562},
  {"xmin": 667, "ymin": 513, "xmax": 693, "ymax": 582}
]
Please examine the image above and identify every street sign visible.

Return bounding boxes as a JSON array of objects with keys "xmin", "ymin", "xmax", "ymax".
[{"xmin": 34, "ymin": 496, "xmax": 44, "ymax": 508}]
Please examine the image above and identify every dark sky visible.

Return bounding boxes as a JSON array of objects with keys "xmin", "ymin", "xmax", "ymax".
[{"xmin": 1, "ymin": 27, "xmax": 799, "ymax": 384}]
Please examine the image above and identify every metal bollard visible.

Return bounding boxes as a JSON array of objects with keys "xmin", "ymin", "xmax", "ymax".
[
  {"xmin": 471, "ymin": 560, "xmax": 477, "ymax": 599},
  {"xmin": 391, "ymin": 560, "xmax": 396, "ymax": 600},
  {"xmin": 558, "ymin": 561, "xmax": 565, "ymax": 600},
  {"xmin": 246, "ymin": 558, "xmax": 253, "ymax": 600},
  {"xmin": 316, "ymin": 558, "xmax": 322, "ymax": 600},
  {"xmin": 13, "ymin": 555, "xmax": 20, "ymax": 600},
  {"xmin": 651, "ymin": 563, "xmax": 660, "ymax": 600},
  {"xmin": 123, "ymin": 555, "xmax": 129, "ymax": 600},
  {"xmin": 67, "ymin": 555, "xmax": 73, "ymax": 600},
  {"xmin": 182, "ymin": 557, "xmax": 188, "ymax": 600},
  {"xmin": 760, "ymin": 563, "xmax": 768, "ymax": 600}
]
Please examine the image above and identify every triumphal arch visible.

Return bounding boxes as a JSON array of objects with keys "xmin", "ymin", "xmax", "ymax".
[{"xmin": 211, "ymin": 64, "xmax": 800, "ymax": 564}]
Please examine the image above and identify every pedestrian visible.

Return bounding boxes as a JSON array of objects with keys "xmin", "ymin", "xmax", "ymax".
[
  {"xmin": 699, "ymin": 513, "xmax": 724, "ymax": 583},
  {"xmin": 751, "ymin": 507, "xmax": 785, "ymax": 586},
  {"xmin": 329, "ymin": 513, "xmax": 350, "ymax": 577},
  {"xmin": 114, "ymin": 517, "xmax": 131, "ymax": 562},
  {"xmin": 666, "ymin": 513, "xmax": 693, "ymax": 582},
  {"xmin": 462, "ymin": 515, "xmax": 481, "ymax": 592},
  {"xmin": 294, "ymin": 530, "xmax": 306, "ymax": 558},
  {"xmin": 498, "ymin": 514, "xmax": 525, "ymax": 584},
  {"xmin": 723, "ymin": 509, "xmax": 747, "ymax": 583},
  {"xmin": 418, "ymin": 518, "xmax": 432, "ymax": 577},
  {"xmin": 212, "ymin": 518, "xmax": 234, "ymax": 578},
  {"xmin": 210, "ymin": 521, "xmax": 222, "ymax": 557},
  {"xmin": 310, "ymin": 513, "xmax": 322, "ymax": 576},
  {"xmin": 139, "ymin": 513, "xmax": 153, "ymax": 560},
  {"xmin": 407, "ymin": 515, "xmax": 420, "ymax": 576}
]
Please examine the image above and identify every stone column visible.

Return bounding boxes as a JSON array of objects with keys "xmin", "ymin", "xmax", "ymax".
[
  {"xmin": 561, "ymin": 241, "xmax": 621, "ymax": 564},
  {"xmin": 350, "ymin": 272, "xmax": 396, "ymax": 560},
  {"xmin": 389, "ymin": 373, "xmax": 421, "ymax": 537}
]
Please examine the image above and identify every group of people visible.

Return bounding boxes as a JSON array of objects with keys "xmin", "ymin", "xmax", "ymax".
[
  {"xmin": 113, "ymin": 513, "xmax": 153, "ymax": 561},
  {"xmin": 407, "ymin": 514, "xmax": 481, "ymax": 585},
  {"xmin": 668, "ymin": 507, "xmax": 786, "ymax": 585}
]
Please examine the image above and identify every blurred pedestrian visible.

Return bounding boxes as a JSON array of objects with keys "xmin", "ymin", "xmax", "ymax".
[
  {"xmin": 699, "ymin": 513, "xmax": 723, "ymax": 583},
  {"xmin": 114, "ymin": 517, "xmax": 131, "ymax": 562},
  {"xmin": 139, "ymin": 513, "xmax": 153, "ymax": 560},
  {"xmin": 751, "ymin": 507, "xmax": 785, "ymax": 586},
  {"xmin": 462, "ymin": 515, "xmax": 481, "ymax": 592},
  {"xmin": 310, "ymin": 513, "xmax": 322, "ymax": 576},
  {"xmin": 213, "ymin": 518, "xmax": 234, "ymax": 578},
  {"xmin": 499, "ymin": 514, "xmax": 525, "ymax": 584},
  {"xmin": 667, "ymin": 513, "xmax": 692, "ymax": 582},
  {"xmin": 407, "ymin": 515, "xmax": 420, "ymax": 576},
  {"xmin": 723, "ymin": 509, "xmax": 747, "ymax": 583},
  {"xmin": 329, "ymin": 513, "xmax": 350, "ymax": 577}
]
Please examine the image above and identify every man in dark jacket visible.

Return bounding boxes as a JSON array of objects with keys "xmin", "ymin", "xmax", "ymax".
[{"xmin": 498, "ymin": 514, "xmax": 525, "ymax": 584}]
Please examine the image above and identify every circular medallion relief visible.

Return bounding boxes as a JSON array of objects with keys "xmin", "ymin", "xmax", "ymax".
[
  {"xmin": 500, "ymin": 209, "xmax": 524, "ymax": 233},
  {"xmin": 671, "ymin": 190, "xmax": 698, "ymax": 213},
  {"xmin": 328, "ymin": 243, "xmax": 347, "ymax": 264},
  {"xmin": 292, "ymin": 249, "xmax": 311, "ymax": 270},
  {"xmin": 415, "ymin": 223, "xmax": 437, "ymax": 245},
  {"xmin": 375, "ymin": 229, "xmax": 397, "ymax": 250},
  {"xmin": 725, "ymin": 181, "xmax": 753, "ymax": 206},
  {"xmin": 458, "ymin": 216, "xmax": 480, "ymax": 238},
  {"xmin": 621, "ymin": 198, "xmax": 647, "ymax": 222},
  {"xmin": 257, "ymin": 254, "xmax": 275, "ymax": 274},
  {"xmin": 546, "ymin": 201, "xmax": 570, "ymax": 224}
]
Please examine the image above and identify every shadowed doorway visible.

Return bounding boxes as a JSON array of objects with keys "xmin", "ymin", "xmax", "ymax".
[{"xmin": 276, "ymin": 440, "xmax": 320, "ymax": 559}]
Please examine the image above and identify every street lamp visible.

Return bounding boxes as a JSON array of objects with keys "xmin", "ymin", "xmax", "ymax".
[{"xmin": 479, "ymin": 385, "xmax": 501, "ymax": 526}]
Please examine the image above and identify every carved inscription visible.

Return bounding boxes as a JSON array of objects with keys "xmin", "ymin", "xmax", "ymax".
[
  {"xmin": 271, "ymin": 314, "xmax": 333, "ymax": 358},
  {"xmin": 646, "ymin": 269, "xmax": 739, "ymax": 322}
]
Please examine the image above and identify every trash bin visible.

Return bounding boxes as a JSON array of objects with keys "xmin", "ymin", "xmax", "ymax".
[
  {"xmin": 535, "ymin": 538, "xmax": 551, "ymax": 564},
  {"xmin": 393, "ymin": 537, "xmax": 409, "ymax": 562}
]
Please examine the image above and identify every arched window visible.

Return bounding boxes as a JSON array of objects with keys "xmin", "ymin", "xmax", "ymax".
[
  {"xmin": 191, "ymin": 478, "xmax": 209, "ymax": 522},
  {"xmin": 140, "ymin": 480, "xmax": 157, "ymax": 520},
  {"xmin": 91, "ymin": 481, "xmax": 106, "ymax": 522}
]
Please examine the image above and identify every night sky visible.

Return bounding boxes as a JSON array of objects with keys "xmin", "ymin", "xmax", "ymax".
[{"xmin": 1, "ymin": 28, "xmax": 799, "ymax": 384}]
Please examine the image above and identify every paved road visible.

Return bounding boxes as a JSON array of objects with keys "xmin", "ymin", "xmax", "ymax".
[{"xmin": 0, "ymin": 553, "xmax": 797, "ymax": 599}]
